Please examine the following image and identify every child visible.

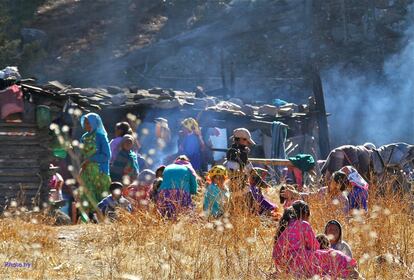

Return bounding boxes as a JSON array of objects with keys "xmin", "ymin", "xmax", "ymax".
[
  {"xmin": 247, "ymin": 167, "xmax": 278, "ymax": 216},
  {"xmin": 150, "ymin": 165, "xmax": 166, "ymax": 202},
  {"xmin": 97, "ymin": 182, "xmax": 132, "ymax": 219},
  {"xmin": 125, "ymin": 169, "xmax": 156, "ymax": 208},
  {"xmin": 203, "ymin": 165, "xmax": 230, "ymax": 218},
  {"xmin": 325, "ymin": 220, "xmax": 353, "ymax": 258},
  {"xmin": 273, "ymin": 201, "xmax": 359, "ymax": 279},
  {"xmin": 48, "ymin": 163, "xmax": 71, "ymax": 225},
  {"xmin": 48, "ymin": 164, "xmax": 64, "ymax": 204},
  {"xmin": 330, "ymin": 171, "xmax": 351, "ymax": 214},
  {"xmin": 316, "ymin": 234, "xmax": 330, "ymax": 250},
  {"xmin": 279, "ymin": 184, "xmax": 297, "ymax": 209},
  {"xmin": 110, "ymin": 135, "xmax": 139, "ymax": 182},
  {"xmin": 110, "ymin": 122, "xmax": 140, "ymax": 163}
]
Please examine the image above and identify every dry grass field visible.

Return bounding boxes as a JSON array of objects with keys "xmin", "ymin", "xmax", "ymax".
[{"xmin": 0, "ymin": 184, "xmax": 412, "ymax": 280}]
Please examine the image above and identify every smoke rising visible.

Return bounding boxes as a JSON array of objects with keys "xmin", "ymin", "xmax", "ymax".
[{"xmin": 323, "ymin": 5, "xmax": 414, "ymax": 147}]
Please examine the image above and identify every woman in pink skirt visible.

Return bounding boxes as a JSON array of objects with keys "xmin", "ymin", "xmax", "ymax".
[{"xmin": 272, "ymin": 200, "xmax": 361, "ymax": 279}]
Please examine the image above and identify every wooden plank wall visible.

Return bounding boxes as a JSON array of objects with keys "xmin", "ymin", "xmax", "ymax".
[{"xmin": 0, "ymin": 121, "xmax": 51, "ymax": 210}]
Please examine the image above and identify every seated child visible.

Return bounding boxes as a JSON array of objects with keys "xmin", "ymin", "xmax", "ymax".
[
  {"xmin": 98, "ymin": 182, "xmax": 132, "ymax": 219},
  {"xmin": 247, "ymin": 167, "xmax": 278, "ymax": 216},
  {"xmin": 329, "ymin": 171, "xmax": 351, "ymax": 214},
  {"xmin": 203, "ymin": 165, "xmax": 230, "ymax": 218},
  {"xmin": 279, "ymin": 184, "xmax": 297, "ymax": 209},
  {"xmin": 325, "ymin": 220, "xmax": 353, "ymax": 258},
  {"xmin": 125, "ymin": 169, "xmax": 156, "ymax": 208},
  {"xmin": 150, "ymin": 165, "xmax": 166, "ymax": 202},
  {"xmin": 316, "ymin": 234, "xmax": 330, "ymax": 250},
  {"xmin": 111, "ymin": 135, "xmax": 139, "ymax": 182}
]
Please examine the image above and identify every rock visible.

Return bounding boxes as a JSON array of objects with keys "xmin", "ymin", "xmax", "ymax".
[
  {"xmin": 148, "ymin": 87, "xmax": 164, "ymax": 95},
  {"xmin": 106, "ymin": 86, "xmax": 124, "ymax": 95},
  {"xmin": 258, "ymin": 104, "xmax": 278, "ymax": 116},
  {"xmin": 158, "ymin": 90, "xmax": 173, "ymax": 99},
  {"xmin": 241, "ymin": 104, "xmax": 255, "ymax": 116},
  {"xmin": 278, "ymin": 107, "xmax": 293, "ymax": 116},
  {"xmin": 192, "ymin": 98, "xmax": 208, "ymax": 109},
  {"xmin": 205, "ymin": 97, "xmax": 217, "ymax": 107},
  {"xmin": 154, "ymin": 99, "xmax": 181, "ymax": 109},
  {"xmin": 20, "ymin": 28, "xmax": 48, "ymax": 47},
  {"xmin": 70, "ymin": 88, "xmax": 96, "ymax": 97},
  {"xmin": 0, "ymin": 66, "xmax": 21, "ymax": 81},
  {"xmin": 137, "ymin": 98, "xmax": 159, "ymax": 105},
  {"xmin": 111, "ymin": 93, "xmax": 128, "ymax": 105},
  {"xmin": 216, "ymin": 101, "xmax": 242, "ymax": 111},
  {"xmin": 194, "ymin": 86, "xmax": 206, "ymax": 98},
  {"xmin": 298, "ymin": 104, "xmax": 308, "ymax": 113},
  {"xmin": 280, "ymin": 103, "xmax": 298, "ymax": 113},
  {"xmin": 228, "ymin": 97, "xmax": 244, "ymax": 106}
]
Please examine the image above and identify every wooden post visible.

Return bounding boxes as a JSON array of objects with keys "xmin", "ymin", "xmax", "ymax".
[
  {"xmin": 312, "ymin": 70, "xmax": 330, "ymax": 159},
  {"xmin": 230, "ymin": 61, "xmax": 235, "ymax": 97},
  {"xmin": 340, "ymin": 0, "xmax": 348, "ymax": 43},
  {"xmin": 220, "ymin": 49, "xmax": 227, "ymax": 90}
]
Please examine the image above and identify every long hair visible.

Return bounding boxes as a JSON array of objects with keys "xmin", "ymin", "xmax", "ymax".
[
  {"xmin": 274, "ymin": 200, "xmax": 310, "ymax": 244},
  {"xmin": 332, "ymin": 171, "xmax": 348, "ymax": 192},
  {"xmin": 116, "ymin": 122, "xmax": 133, "ymax": 137},
  {"xmin": 274, "ymin": 207, "xmax": 295, "ymax": 243}
]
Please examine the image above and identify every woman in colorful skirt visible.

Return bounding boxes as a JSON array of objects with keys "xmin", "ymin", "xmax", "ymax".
[
  {"xmin": 157, "ymin": 155, "xmax": 198, "ymax": 218},
  {"xmin": 79, "ymin": 113, "xmax": 111, "ymax": 221},
  {"xmin": 273, "ymin": 200, "xmax": 360, "ymax": 279}
]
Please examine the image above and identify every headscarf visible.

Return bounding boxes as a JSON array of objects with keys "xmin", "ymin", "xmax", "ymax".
[
  {"xmin": 288, "ymin": 154, "xmax": 315, "ymax": 172},
  {"xmin": 340, "ymin": 166, "xmax": 369, "ymax": 191},
  {"xmin": 181, "ymin": 117, "xmax": 200, "ymax": 134},
  {"xmin": 137, "ymin": 169, "xmax": 156, "ymax": 186},
  {"xmin": 174, "ymin": 155, "xmax": 197, "ymax": 177},
  {"xmin": 208, "ymin": 165, "xmax": 228, "ymax": 179},
  {"xmin": 121, "ymin": 134, "xmax": 135, "ymax": 149},
  {"xmin": 325, "ymin": 220, "xmax": 343, "ymax": 242},
  {"xmin": 81, "ymin": 113, "xmax": 108, "ymax": 137}
]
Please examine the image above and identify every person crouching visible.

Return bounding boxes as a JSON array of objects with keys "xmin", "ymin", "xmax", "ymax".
[
  {"xmin": 203, "ymin": 165, "xmax": 230, "ymax": 218},
  {"xmin": 97, "ymin": 182, "xmax": 132, "ymax": 221},
  {"xmin": 247, "ymin": 167, "xmax": 279, "ymax": 217}
]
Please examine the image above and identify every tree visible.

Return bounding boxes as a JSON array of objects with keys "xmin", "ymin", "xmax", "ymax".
[{"xmin": 0, "ymin": 1, "xmax": 20, "ymax": 68}]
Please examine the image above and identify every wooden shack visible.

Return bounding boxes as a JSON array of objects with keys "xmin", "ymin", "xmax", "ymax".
[{"xmin": 0, "ymin": 95, "xmax": 52, "ymax": 210}]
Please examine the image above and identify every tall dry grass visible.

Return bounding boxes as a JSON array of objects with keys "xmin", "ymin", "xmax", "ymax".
[
  {"xmin": 1, "ymin": 115, "xmax": 412, "ymax": 279},
  {"xmin": 0, "ymin": 183, "xmax": 413, "ymax": 280}
]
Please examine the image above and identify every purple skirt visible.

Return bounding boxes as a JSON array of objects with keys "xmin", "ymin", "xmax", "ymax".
[{"xmin": 157, "ymin": 189, "xmax": 193, "ymax": 218}]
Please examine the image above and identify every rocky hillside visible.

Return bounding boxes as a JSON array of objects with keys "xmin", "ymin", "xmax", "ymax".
[
  {"xmin": 2, "ymin": 0, "xmax": 413, "ymax": 145},
  {"xmin": 4, "ymin": 0, "xmax": 411, "ymax": 102}
]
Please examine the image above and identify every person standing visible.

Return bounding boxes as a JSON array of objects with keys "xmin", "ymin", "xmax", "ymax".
[
  {"xmin": 179, "ymin": 118, "xmax": 205, "ymax": 172},
  {"xmin": 79, "ymin": 113, "xmax": 111, "ymax": 221}
]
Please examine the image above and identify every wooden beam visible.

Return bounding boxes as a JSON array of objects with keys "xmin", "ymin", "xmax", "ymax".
[
  {"xmin": 249, "ymin": 158, "xmax": 293, "ymax": 167},
  {"xmin": 312, "ymin": 70, "xmax": 330, "ymax": 159}
]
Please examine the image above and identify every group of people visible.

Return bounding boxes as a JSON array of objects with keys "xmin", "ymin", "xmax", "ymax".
[
  {"xmin": 72, "ymin": 113, "xmax": 212, "ymax": 221},
  {"xmin": 47, "ymin": 111, "xmax": 413, "ymax": 279}
]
